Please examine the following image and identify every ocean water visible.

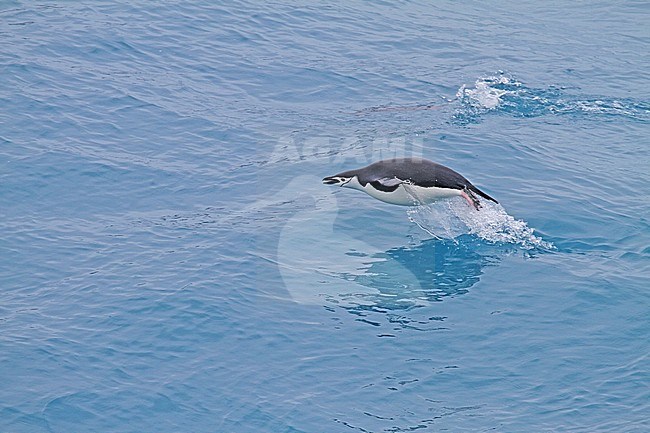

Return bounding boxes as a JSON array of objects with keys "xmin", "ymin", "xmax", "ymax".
[{"xmin": 1, "ymin": 1, "xmax": 649, "ymax": 432}]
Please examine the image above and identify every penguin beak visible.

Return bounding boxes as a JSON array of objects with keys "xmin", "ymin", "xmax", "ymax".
[{"xmin": 323, "ymin": 176, "xmax": 346, "ymax": 186}]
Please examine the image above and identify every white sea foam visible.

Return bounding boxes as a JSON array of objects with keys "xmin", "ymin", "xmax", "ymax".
[
  {"xmin": 456, "ymin": 74, "xmax": 519, "ymax": 110},
  {"xmin": 407, "ymin": 198, "xmax": 553, "ymax": 250},
  {"xmin": 455, "ymin": 72, "xmax": 650, "ymax": 122}
]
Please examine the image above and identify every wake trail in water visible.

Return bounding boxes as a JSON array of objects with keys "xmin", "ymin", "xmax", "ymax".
[
  {"xmin": 453, "ymin": 72, "xmax": 650, "ymax": 124},
  {"xmin": 407, "ymin": 198, "xmax": 553, "ymax": 250}
]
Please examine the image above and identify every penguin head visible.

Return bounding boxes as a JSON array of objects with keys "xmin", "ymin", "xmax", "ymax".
[
  {"xmin": 322, "ymin": 173, "xmax": 355, "ymax": 187},
  {"xmin": 322, "ymin": 175, "xmax": 349, "ymax": 186}
]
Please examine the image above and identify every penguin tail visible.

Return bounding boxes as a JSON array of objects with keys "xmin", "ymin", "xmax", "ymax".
[{"xmin": 469, "ymin": 184, "xmax": 498, "ymax": 204}]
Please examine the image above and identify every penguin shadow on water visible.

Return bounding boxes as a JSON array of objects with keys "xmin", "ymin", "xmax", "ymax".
[
  {"xmin": 250, "ymin": 174, "xmax": 504, "ymax": 308},
  {"xmin": 348, "ymin": 236, "xmax": 501, "ymax": 309}
]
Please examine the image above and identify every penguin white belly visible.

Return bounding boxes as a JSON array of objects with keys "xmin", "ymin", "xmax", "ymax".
[{"xmin": 362, "ymin": 183, "xmax": 461, "ymax": 206}]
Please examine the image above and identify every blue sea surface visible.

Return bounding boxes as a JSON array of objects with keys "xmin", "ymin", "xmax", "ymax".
[{"xmin": 1, "ymin": 1, "xmax": 649, "ymax": 432}]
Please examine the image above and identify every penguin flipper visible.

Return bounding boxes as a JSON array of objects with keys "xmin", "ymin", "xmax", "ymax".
[
  {"xmin": 376, "ymin": 176, "xmax": 404, "ymax": 187},
  {"xmin": 369, "ymin": 176, "xmax": 406, "ymax": 192}
]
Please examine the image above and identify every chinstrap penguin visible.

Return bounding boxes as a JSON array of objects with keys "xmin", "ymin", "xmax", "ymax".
[{"xmin": 323, "ymin": 158, "xmax": 497, "ymax": 210}]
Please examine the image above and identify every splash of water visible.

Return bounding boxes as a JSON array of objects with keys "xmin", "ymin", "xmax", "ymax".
[
  {"xmin": 407, "ymin": 198, "xmax": 553, "ymax": 250},
  {"xmin": 456, "ymin": 74, "xmax": 519, "ymax": 110},
  {"xmin": 454, "ymin": 72, "xmax": 650, "ymax": 123}
]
